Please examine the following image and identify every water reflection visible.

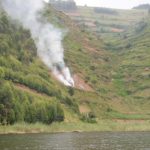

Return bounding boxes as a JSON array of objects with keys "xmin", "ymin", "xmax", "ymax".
[{"xmin": 0, "ymin": 132, "xmax": 150, "ymax": 150}]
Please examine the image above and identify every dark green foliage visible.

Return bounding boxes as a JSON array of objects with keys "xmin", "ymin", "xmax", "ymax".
[
  {"xmin": 0, "ymin": 81, "xmax": 15, "ymax": 125},
  {"xmin": 24, "ymin": 100, "xmax": 64, "ymax": 124},
  {"xmin": 0, "ymin": 81, "xmax": 64, "ymax": 125},
  {"xmin": 80, "ymin": 112, "xmax": 97, "ymax": 123},
  {"xmin": 68, "ymin": 87, "xmax": 74, "ymax": 96},
  {"xmin": 0, "ymin": 40, "xmax": 10, "ymax": 55},
  {"xmin": 0, "ymin": 12, "xmax": 36, "ymax": 63},
  {"xmin": 0, "ymin": 12, "xmax": 10, "ymax": 33},
  {"xmin": 0, "ymin": 11, "xmax": 65, "ymax": 125},
  {"xmin": 0, "ymin": 67, "xmax": 4, "ymax": 78},
  {"xmin": 62, "ymin": 96, "xmax": 79, "ymax": 113}
]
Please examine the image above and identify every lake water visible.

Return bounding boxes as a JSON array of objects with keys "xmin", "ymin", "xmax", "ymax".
[{"xmin": 0, "ymin": 132, "xmax": 150, "ymax": 150}]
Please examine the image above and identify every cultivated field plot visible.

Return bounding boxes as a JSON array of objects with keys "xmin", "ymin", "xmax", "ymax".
[{"xmin": 66, "ymin": 6, "xmax": 148, "ymax": 37}]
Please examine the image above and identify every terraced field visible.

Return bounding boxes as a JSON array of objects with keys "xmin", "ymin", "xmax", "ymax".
[{"xmin": 66, "ymin": 6, "xmax": 148, "ymax": 37}]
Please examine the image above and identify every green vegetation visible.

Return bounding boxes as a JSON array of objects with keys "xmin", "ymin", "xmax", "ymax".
[
  {"xmin": 0, "ymin": 3, "xmax": 150, "ymax": 132},
  {"xmin": 80, "ymin": 112, "xmax": 97, "ymax": 123},
  {"xmin": 0, "ymin": 80, "xmax": 64, "ymax": 125},
  {"xmin": 105, "ymin": 17, "xmax": 150, "ymax": 105},
  {"xmin": 67, "ymin": 6, "xmax": 148, "ymax": 37},
  {"xmin": 0, "ymin": 120, "xmax": 150, "ymax": 134},
  {"xmin": 0, "ymin": 11, "xmax": 66, "ymax": 125}
]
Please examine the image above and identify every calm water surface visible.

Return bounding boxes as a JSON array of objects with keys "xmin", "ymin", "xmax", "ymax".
[{"xmin": 0, "ymin": 132, "xmax": 150, "ymax": 150}]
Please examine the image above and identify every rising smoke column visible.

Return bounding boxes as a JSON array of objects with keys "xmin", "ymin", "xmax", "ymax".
[{"xmin": 2, "ymin": 0, "xmax": 74, "ymax": 87}]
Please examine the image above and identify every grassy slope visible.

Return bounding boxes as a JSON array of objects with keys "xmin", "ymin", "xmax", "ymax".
[
  {"xmin": 66, "ymin": 6, "xmax": 150, "ymax": 117},
  {"xmin": 0, "ymin": 4, "xmax": 150, "ymax": 132},
  {"xmin": 1, "ymin": 120, "xmax": 150, "ymax": 134},
  {"xmin": 67, "ymin": 6, "xmax": 148, "ymax": 37},
  {"xmin": 0, "ymin": 5, "xmax": 114, "ymax": 124},
  {"xmin": 45, "ymin": 6, "xmax": 149, "ymax": 119},
  {"xmin": 104, "ymin": 16, "xmax": 150, "ymax": 115}
]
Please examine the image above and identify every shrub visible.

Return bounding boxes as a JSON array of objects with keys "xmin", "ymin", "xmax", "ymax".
[
  {"xmin": 0, "ymin": 67, "xmax": 4, "ymax": 78},
  {"xmin": 68, "ymin": 87, "xmax": 74, "ymax": 96},
  {"xmin": 0, "ymin": 81, "xmax": 16, "ymax": 124},
  {"xmin": 80, "ymin": 112, "xmax": 97, "ymax": 123},
  {"xmin": 62, "ymin": 96, "xmax": 79, "ymax": 113}
]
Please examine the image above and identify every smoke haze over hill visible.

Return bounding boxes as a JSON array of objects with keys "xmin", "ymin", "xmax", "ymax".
[{"xmin": 2, "ymin": 0, "xmax": 74, "ymax": 86}]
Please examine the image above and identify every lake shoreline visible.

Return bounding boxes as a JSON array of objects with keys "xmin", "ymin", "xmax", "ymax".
[
  {"xmin": 1, "ymin": 131, "xmax": 150, "ymax": 150},
  {"xmin": 0, "ymin": 120, "xmax": 150, "ymax": 135}
]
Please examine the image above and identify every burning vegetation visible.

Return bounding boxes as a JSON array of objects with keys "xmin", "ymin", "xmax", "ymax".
[{"xmin": 2, "ymin": 0, "xmax": 74, "ymax": 87}]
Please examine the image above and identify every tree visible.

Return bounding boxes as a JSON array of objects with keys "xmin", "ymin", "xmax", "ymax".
[
  {"xmin": 0, "ymin": 81, "xmax": 16, "ymax": 124},
  {"xmin": 0, "ymin": 41, "xmax": 10, "ymax": 55}
]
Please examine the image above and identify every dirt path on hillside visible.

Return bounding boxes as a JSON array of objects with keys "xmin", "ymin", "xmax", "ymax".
[
  {"xmin": 79, "ymin": 105, "xmax": 91, "ymax": 114},
  {"xmin": 114, "ymin": 119, "xmax": 147, "ymax": 123},
  {"xmin": 14, "ymin": 83, "xmax": 51, "ymax": 98},
  {"xmin": 84, "ymin": 45, "xmax": 99, "ymax": 53},
  {"xmin": 82, "ymin": 37, "xmax": 99, "ymax": 53},
  {"xmin": 73, "ymin": 74, "xmax": 94, "ymax": 92},
  {"xmin": 111, "ymin": 28, "xmax": 124, "ymax": 33}
]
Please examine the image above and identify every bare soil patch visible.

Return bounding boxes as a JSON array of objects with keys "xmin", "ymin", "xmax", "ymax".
[{"xmin": 73, "ymin": 74, "xmax": 94, "ymax": 92}]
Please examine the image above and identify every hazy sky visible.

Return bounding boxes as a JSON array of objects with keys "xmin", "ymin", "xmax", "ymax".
[{"xmin": 74, "ymin": 0, "xmax": 150, "ymax": 9}]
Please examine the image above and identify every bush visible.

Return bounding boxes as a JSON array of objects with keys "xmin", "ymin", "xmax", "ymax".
[
  {"xmin": 68, "ymin": 87, "xmax": 74, "ymax": 96},
  {"xmin": 0, "ymin": 67, "xmax": 4, "ymax": 78},
  {"xmin": 0, "ymin": 80, "xmax": 64, "ymax": 125},
  {"xmin": 0, "ymin": 81, "xmax": 16, "ymax": 124},
  {"xmin": 0, "ymin": 11, "xmax": 66, "ymax": 125},
  {"xmin": 62, "ymin": 96, "xmax": 79, "ymax": 113},
  {"xmin": 0, "ymin": 40, "xmax": 10, "ymax": 55},
  {"xmin": 80, "ymin": 112, "xmax": 97, "ymax": 123}
]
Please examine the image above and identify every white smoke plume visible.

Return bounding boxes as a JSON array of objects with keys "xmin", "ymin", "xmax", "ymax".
[{"xmin": 2, "ymin": 0, "xmax": 74, "ymax": 87}]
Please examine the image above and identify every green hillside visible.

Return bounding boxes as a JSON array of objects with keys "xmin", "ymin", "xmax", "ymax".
[
  {"xmin": 0, "ymin": 3, "xmax": 150, "ymax": 131},
  {"xmin": 0, "ymin": 5, "xmax": 112, "ymax": 125},
  {"xmin": 66, "ymin": 6, "xmax": 148, "ymax": 37},
  {"xmin": 105, "ymin": 17, "xmax": 150, "ymax": 111}
]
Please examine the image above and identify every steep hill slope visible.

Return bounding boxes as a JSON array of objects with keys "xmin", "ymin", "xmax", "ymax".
[
  {"xmin": 66, "ymin": 6, "xmax": 148, "ymax": 37},
  {"xmin": 105, "ymin": 16, "xmax": 150, "ymax": 113},
  {"xmin": 0, "ymin": 3, "xmax": 150, "ymax": 126},
  {"xmin": 0, "ymin": 5, "xmax": 112, "ymax": 125}
]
